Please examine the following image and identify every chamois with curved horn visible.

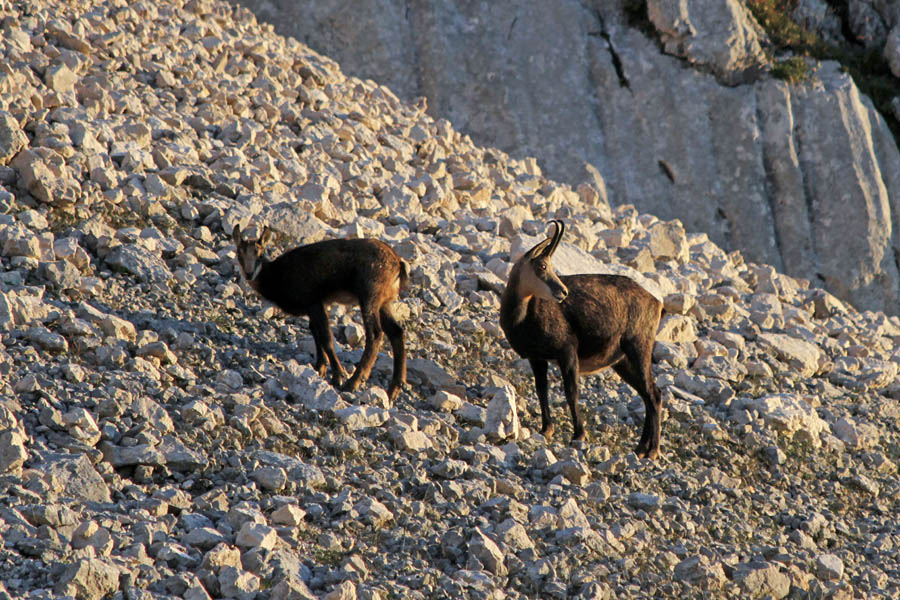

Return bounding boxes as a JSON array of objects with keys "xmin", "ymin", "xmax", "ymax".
[
  {"xmin": 233, "ymin": 225, "xmax": 409, "ymax": 401},
  {"xmin": 499, "ymin": 220, "xmax": 665, "ymax": 458}
]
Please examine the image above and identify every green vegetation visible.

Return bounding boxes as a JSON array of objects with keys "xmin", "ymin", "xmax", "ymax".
[
  {"xmin": 746, "ymin": 0, "xmax": 900, "ymax": 138},
  {"xmin": 747, "ymin": 0, "xmax": 825, "ymax": 54},
  {"xmin": 772, "ymin": 56, "xmax": 813, "ymax": 83}
]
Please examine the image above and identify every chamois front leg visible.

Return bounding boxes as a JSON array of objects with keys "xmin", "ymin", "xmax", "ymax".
[
  {"xmin": 342, "ymin": 306, "xmax": 384, "ymax": 393},
  {"xmin": 559, "ymin": 349, "xmax": 584, "ymax": 442},
  {"xmin": 528, "ymin": 358, "xmax": 554, "ymax": 439},
  {"xmin": 308, "ymin": 303, "xmax": 347, "ymax": 387}
]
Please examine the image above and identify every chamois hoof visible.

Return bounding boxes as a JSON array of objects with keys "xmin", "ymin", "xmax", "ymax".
[
  {"xmin": 635, "ymin": 444, "xmax": 660, "ymax": 460},
  {"xmin": 341, "ymin": 378, "xmax": 363, "ymax": 393},
  {"xmin": 570, "ymin": 430, "xmax": 587, "ymax": 445},
  {"xmin": 387, "ymin": 383, "xmax": 403, "ymax": 402},
  {"xmin": 539, "ymin": 424, "xmax": 555, "ymax": 440},
  {"xmin": 315, "ymin": 364, "xmax": 328, "ymax": 378}
]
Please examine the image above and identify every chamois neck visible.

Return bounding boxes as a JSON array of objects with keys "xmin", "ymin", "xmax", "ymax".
[
  {"xmin": 245, "ymin": 257, "xmax": 271, "ymax": 296},
  {"xmin": 500, "ymin": 266, "xmax": 532, "ymax": 328}
]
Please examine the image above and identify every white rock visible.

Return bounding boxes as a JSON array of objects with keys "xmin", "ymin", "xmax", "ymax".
[
  {"xmin": 250, "ymin": 466, "xmax": 287, "ymax": 491},
  {"xmin": 757, "ymin": 332, "xmax": 822, "ymax": 377},
  {"xmin": 832, "ymin": 416, "xmax": 879, "ymax": 449},
  {"xmin": 556, "ymin": 498, "xmax": 591, "ymax": 529},
  {"xmin": 483, "ymin": 386, "xmax": 519, "ymax": 441},
  {"xmin": 816, "ymin": 553, "xmax": 844, "ymax": 580},
  {"xmin": 271, "ymin": 504, "xmax": 306, "ymax": 526},
  {"xmin": 354, "ymin": 496, "xmax": 394, "ymax": 527},
  {"xmin": 218, "ymin": 566, "xmax": 260, "ymax": 600},
  {"xmin": 428, "ymin": 390, "xmax": 464, "ymax": 412},
  {"xmin": 885, "ymin": 25, "xmax": 900, "ymax": 79},
  {"xmin": 647, "ymin": 220, "xmax": 689, "ymax": 263},
  {"xmin": 235, "ymin": 522, "xmax": 278, "ymax": 550},
  {"xmin": 468, "ymin": 527, "xmax": 506, "ymax": 576},
  {"xmin": 0, "ymin": 111, "xmax": 28, "ymax": 165},
  {"xmin": 55, "ymin": 558, "xmax": 120, "ymax": 600},
  {"xmin": 748, "ymin": 394, "xmax": 827, "ymax": 447},
  {"xmin": 390, "ymin": 429, "xmax": 432, "ymax": 451},
  {"xmin": 334, "ymin": 405, "xmax": 390, "ymax": 430},
  {"xmin": 0, "ymin": 429, "xmax": 28, "ymax": 473},
  {"xmin": 657, "ymin": 314, "xmax": 698, "ymax": 344}
]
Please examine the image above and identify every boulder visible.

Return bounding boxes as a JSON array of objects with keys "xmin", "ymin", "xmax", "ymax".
[{"xmin": 647, "ymin": 0, "xmax": 768, "ymax": 84}]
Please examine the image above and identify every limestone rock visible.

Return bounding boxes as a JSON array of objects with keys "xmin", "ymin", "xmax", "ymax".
[
  {"xmin": 34, "ymin": 452, "xmax": 111, "ymax": 503},
  {"xmin": 886, "ymin": 26, "xmax": 900, "ymax": 79},
  {"xmin": 468, "ymin": 527, "xmax": 506, "ymax": 576},
  {"xmin": 0, "ymin": 429, "xmax": 28, "ymax": 473},
  {"xmin": 746, "ymin": 394, "xmax": 827, "ymax": 447},
  {"xmin": 55, "ymin": 558, "xmax": 120, "ymax": 600},
  {"xmin": 757, "ymin": 332, "xmax": 823, "ymax": 378},
  {"xmin": 647, "ymin": 0, "xmax": 768, "ymax": 84},
  {"xmin": 817, "ymin": 553, "xmax": 844, "ymax": 580},
  {"xmin": 11, "ymin": 149, "xmax": 79, "ymax": 206},
  {"xmin": 733, "ymin": 562, "xmax": 790, "ymax": 599},
  {"xmin": 105, "ymin": 245, "xmax": 171, "ymax": 283},
  {"xmin": 483, "ymin": 385, "xmax": 519, "ymax": 441},
  {"xmin": 0, "ymin": 111, "xmax": 27, "ymax": 165}
]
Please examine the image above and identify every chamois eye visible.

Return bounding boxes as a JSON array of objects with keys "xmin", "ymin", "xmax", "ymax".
[{"xmin": 538, "ymin": 263, "xmax": 546, "ymax": 272}]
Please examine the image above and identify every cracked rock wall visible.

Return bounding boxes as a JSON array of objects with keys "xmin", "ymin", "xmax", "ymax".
[{"xmin": 235, "ymin": 0, "xmax": 900, "ymax": 315}]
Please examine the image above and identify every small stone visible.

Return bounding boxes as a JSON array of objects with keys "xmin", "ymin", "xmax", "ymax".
[
  {"xmin": 816, "ymin": 553, "xmax": 844, "ymax": 580},
  {"xmin": 553, "ymin": 459, "xmax": 590, "ymax": 486},
  {"xmin": 250, "ymin": 466, "xmax": 287, "ymax": 491},
  {"xmin": 0, "ymin": 430, "xmax": 28, "ymax": 472},
  {"xmin": 626, "ymin": 492, "xmax": 661, "ymax": 512},
  {"xmin": 0, "ymin": 111, "xmax": 28, "ymax": 165},
  {"xmin": 270, "ymin": 576, "xmax": 317, "ymax": 600},
  {"xmin": 201, "ymin": 543, "xmax": 242, "ymax": 572},
  {"xmin": 733, "ymin": 562, "xmax": 790, "ymax": 599},
  {"xmin": 322, "ymin": 580, "xmax": 357, "ymax": 600},
  {"xmin": 271, "ymin": 504, "xmax": 306, "ymax": 526},
  {"xmin": 429, "ymin": 390, "xmax": 464, "ymax": 412},
  {"xmin": 556, "ymin": 498, "xmax": 591, "ymax": 529},
  {"xmin": 334, "ymin": 405, "xmax": 390, "ymax": 430},
  {"xmin": 235, "ymin": 522, "xmax": 277, "ymax": 550},
  {"xmin": 218, "ymin": 566, "xmax": 260, "ymax": 600},
  {"xmin": 484, "ymin": 385, "xmax": 519, "ymax": 440},
  {"xmin": 55, "ymin": 558, "xmax": 120, "ymax": 600},
  {"xmin": 391, "ymin": 429, "xmax": 432, "ymax": 451},
  {"xmin": 468, "ymin": 527, "xmax": 506, "ymax": 576},
  {"xmin": 45, "ymin": 63, "xmax": 78, "ymax": 92}
]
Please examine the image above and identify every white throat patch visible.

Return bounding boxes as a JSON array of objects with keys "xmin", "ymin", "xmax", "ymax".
[{"xmin": 250, "ymin": 262, "xmax": 263, "ymax": 281}]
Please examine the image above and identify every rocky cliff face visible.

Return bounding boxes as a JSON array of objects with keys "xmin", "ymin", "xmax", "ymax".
[
  {"xmin": 1, "ymin": 0, "xmax": 900, "ymax": 599},
  {"xmin": 237, "ymin": 0, "xmax": 900, "ymax": 316}
]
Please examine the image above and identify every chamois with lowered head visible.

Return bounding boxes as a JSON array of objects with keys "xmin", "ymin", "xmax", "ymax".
[
  {"xmin": 232, "ymin": 225, "xmax": 409, "ymax": 401},
  {"xmin": 499, "ymin": 220, "xmax": 665, "ymax": 458}
]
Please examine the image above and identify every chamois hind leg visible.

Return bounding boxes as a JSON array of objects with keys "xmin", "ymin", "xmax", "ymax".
[
  {"xmin": 380, "ymin": 305, "xmax": 406, "ymax": 401},
  {"xmin": 528, "ymin": 358, "xmax": 553, "ymax": 439},
  {"xmin": 308, "ymin": 303, "xmax": 347, "ymax": 387},
  {"xmin": 613, "ymin": 340, "xmax": 662, "ymax": 459},
  {"xmin": 343, "ymin": 303, "xmax": 384, "ymax": 393},
  {"xmin": 558, "ymin": 348, "xmax": 584, "ymax": 442}
]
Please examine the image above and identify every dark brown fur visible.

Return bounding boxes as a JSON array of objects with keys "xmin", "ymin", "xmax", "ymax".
[
  {"xmin": 500, "ymin": 220, "xmax": 665, "ymax": 458},
  {"xmin": 233, "ymin": 226, "xmax": 408, "ymax": 400}
]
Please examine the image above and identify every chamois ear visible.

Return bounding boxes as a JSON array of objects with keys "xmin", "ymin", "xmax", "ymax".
[
  {"xmin": 232, "ymin": 225, "xmax": 243, "ymax": 247},
  {"xmin": 524, "ymin": 237, "xmax": 553, "ymax": 260},
  {"xmin": 259, "ymin": 227, "xmax": 274, "ymax": 247}
]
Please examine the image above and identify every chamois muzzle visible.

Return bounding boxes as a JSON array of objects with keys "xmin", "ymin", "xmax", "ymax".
[{"xmin": 552, "ymin": 284, "xmax": 568, "ymax": 302}]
